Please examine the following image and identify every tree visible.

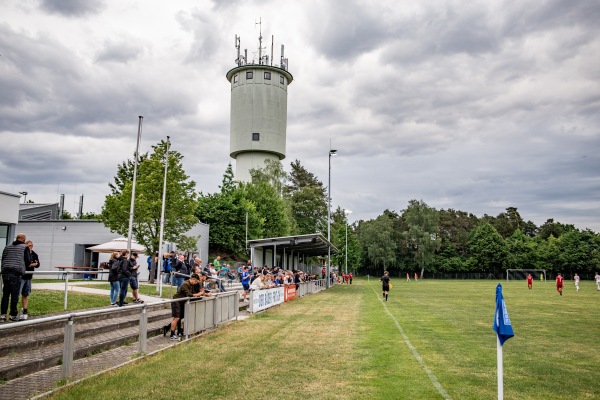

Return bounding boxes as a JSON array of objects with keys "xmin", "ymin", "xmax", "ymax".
[
  {"xmin": 244, "ymin": 180, "xmax": 291, "ymax": 238},
  {"xmin": 468, "ymin": 222, "xmax": 507, "ymax": 277},
  {"xmin": 402, "ymin": 200, "xmax": 440, "ymax": 278},
  {"xmin": 99, "ymin": 140, "xmax": 198, "ymax": 266},
  {"xmin": 356, "ymin": 213, "xmax": 398, "ymax": 273},
  {"xmin": 285, "ymin": 160, "xmax": 327, "ymax": 235},
  {"xmin": 504, "ymin": 229, "xmax": 537, "ymax": 270},
  {"xmin": 196, "ymin": 164, "xmax": 263, "ymax": 256}
]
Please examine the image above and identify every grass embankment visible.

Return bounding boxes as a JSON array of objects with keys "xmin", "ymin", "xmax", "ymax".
[
  {"xmin": 47, "ymin": 278, "xmax": 600, "ymax": 399},
  {"xmin": 16, "ymin": 291, "xmax": 109, "ymax": 317}
]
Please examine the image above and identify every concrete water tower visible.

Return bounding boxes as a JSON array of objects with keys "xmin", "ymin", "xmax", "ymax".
[{"xmin": 225, "ymin": 23, "xmax": 293, "ymax": 181}]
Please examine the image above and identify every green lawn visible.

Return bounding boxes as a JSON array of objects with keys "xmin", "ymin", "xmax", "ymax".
[
  {"xmin": 47, "ymin": 278, "xmax": 600, "ymax": 399},
  {"xmin": 17, "ymin": 290, "xmax": 110, "ymax": 317},
  {"xmin": 83, "ymin": 283, "xmax": 173, "ymax": 299}
]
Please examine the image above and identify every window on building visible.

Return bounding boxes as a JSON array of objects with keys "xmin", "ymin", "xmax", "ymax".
[
  {"xmin": 233, "ymin": 74, "xmax": 238, "ymax": 83},
  {"xmin": 246, "ymin": 71, "xmax": 253, "ymax": 79},
  {"xmin": 280, "ymin": 75, "xmax": 284, "ymax": 84},
  {"xmin": 252, "ymin": 132, "xmax": 260, "ymax": 141},
  {"xmin": 264, "ymin": 72, "xmax": 271, "ymax": 80}
]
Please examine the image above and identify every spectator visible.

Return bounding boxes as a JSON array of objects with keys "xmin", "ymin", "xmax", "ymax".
[
  {"xmin": 251, "ymin": 273, "xmax": 266, "ymax": 290},
  {"xmin": 240, "ymin": 266, "xmax": 251, "ymax": 302},
  {"xmin": 117, "ymin": 250, "xmax": 131, "ymax": 307},
  {"xmin": 213, "ymin": 255, "xmax": 221, "ymax": 271},
  {"xmin": 1, "ymin": 233, "xmax": 30, "ymax": 322},
  {"xmin": 167, "ymin": 273, "xmax": 210, "ymax": 340},
  {"xmin": 171, "ymin": 253, "xmax": 186, "ymax": 290},
  {"xmin": 19, "ymin": 240, "xmax": 40, "ymax": 320},
  {"xmin": 108, "ymin": 252, "xmax": 120, "ymax": 306},
  {"xmin": 129, "ymin": 252, "xmax": 143, "ymax": 303},
  {"xmin": 162, "ymin": 253, "xmax": 172, "ymax": 284}
]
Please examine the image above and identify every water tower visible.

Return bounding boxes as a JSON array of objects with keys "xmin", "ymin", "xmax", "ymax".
[{"xmin": 225, "ymin": 22, "xmax": 293, "ymax": 181}]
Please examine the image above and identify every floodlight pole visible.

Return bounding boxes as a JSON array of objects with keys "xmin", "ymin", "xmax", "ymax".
[
  {"xmin": 327, "ymin": 148, "xmax": 337, "ymax": 288},
  {"xmin": 344, "ymin": 209, "xmax": 351, "ymax": 275},
  {"xmin": 157, "ymin": 136, "xmax": 170, "ymax": 297},
  {"xmin": 127, "ymin": 116, "xmax": 143, "ymax": 255}
]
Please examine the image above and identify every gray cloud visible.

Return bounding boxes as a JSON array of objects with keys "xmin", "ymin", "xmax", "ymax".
[{"xmin": 39, "ymin": 0, "xmax": 105, "ymax": 17}]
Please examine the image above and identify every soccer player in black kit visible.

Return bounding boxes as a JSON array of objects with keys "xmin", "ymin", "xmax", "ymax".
[{"xmin": 380, "ymin": 271, "xmax": 391, "ymax": 301}]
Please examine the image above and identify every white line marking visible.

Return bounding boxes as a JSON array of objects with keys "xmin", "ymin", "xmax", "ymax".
[{"xmin": 370, "ymin": 283, "xmax": 452, "ymax": 400}]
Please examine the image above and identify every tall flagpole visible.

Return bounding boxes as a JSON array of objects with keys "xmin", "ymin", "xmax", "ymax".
[
  {"xmin": 127, "ymin": 116, "xmax": 143, "ymax": 255},
  {"xmin": 157, "ymin": 136, "xmax": 170, "ymax": 297}
]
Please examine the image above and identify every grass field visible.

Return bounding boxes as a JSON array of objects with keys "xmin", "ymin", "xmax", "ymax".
[
  {"xmin": 47, "ymin": 277, "xmax": 600, "ymax": 399},
  {"xmin": 15, "ymin": 290, "xmax": 109, "ymax": 316}
]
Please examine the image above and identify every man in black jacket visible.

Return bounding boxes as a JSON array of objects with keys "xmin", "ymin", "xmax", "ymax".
[
  {"xmin": 1, "ymin": 233, "xmax": 31, "ymax": 322},
  {"xmin": 19, "ymin": 240, "xmax": 40, "ymax": 320},
  {"xmin": 116, "ymin": 250, "xmax": 131, "ymax": 307}
]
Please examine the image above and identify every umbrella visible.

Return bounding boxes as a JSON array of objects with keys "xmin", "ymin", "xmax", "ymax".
[{"xmin": 86, "ymin": 238, "xmax": 146, "ymax": 254}]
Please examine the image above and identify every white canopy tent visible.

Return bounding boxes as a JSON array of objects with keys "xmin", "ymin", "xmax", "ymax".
[{"xmin": 86, "ymin": 237, "xmax": 146, "ymax": 254}]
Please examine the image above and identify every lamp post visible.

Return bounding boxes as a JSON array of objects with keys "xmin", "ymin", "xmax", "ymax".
[
  {"xmin": 157, "ymin": 136, "xmax": 170, "ymax": 296},
  {"xmin": 327, "ymin": 149, "xmax": 337, "ymax": 288},
  {"xmin": 344, "ymin": 209, "xmax": 351, "ymax": 275},
  {"xmin": 127, "ymin": 116, "xmax": 143, "ymax": 256},
  {"xmin": 19, "ymin": 192, "xmax": 28, "ymax": 203}
]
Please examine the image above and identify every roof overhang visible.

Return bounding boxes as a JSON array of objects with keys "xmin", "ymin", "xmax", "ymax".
[{"xmin": 247, "ymin": 233, "xmax": 337, "ymax": 257}]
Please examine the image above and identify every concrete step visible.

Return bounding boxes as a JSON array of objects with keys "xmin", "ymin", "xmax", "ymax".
[{"xmin": 0, "ymin": 308, "xmax": 171, "ymax": 381}]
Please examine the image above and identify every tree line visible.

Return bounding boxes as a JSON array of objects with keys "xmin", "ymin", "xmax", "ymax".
[{"xmin": 98, "ymin": 141, "xmax": 600, "ymax": 279}]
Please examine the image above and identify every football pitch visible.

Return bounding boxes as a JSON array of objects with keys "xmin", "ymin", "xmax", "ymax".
[{"xmin": 48, "ymin": 277, "xmax": 600, "ymax": 400}]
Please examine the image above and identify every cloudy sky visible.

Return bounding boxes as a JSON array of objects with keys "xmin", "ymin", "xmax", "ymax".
[{"xmin": 1, "ymin": 0, "xmax": 599, "ymax": 231}]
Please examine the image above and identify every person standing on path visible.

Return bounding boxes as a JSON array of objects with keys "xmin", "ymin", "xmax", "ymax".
[
  {"xmin": 19, "ymin": 240, "xmax": 40, "ymax": 320},
  {"xmin": 108, "ymin": 252, "xmax": 120, "ymax": 306},
  {"xmin": 117, "ymin": 250, "xmax": 131, "ymax": 307},
  {"xmin": 380, "ymin": 271, "xmax": 391, "ymax": 302},
  {"xmin": 1, "ymin": 233, "xmax": 31, "ymax": 322},
  {"xmin": 129, "ymin": 252, "xmax": 143, "ymax": 303}
]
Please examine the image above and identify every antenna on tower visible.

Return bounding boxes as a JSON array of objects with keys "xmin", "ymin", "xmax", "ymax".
[
  {"xmin": 235, "ymin": 34, "xmax": 241, "ymax": 66},
  {"xmin": 255, "ymin": 17, "xmax": 269, "ymax": 65}
]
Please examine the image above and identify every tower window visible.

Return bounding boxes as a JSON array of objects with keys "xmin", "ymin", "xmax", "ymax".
[
  {"xmin": 246, "ymin": 71, "xmax": 253, "ymax": 79},
  {"xmin": 252, "ymin": 132, "xmax": 260, "ymax": 141},
  {"xmin": 264, "ymin": 72, "xmax": 271, "ymax": 80},
  {"xmin": 233, "ymin": 74, "xmax": 238, "ymax": 83},
  {"xmin": 280, "ymin": 75, "xmax": 284, "ymax": 84}
]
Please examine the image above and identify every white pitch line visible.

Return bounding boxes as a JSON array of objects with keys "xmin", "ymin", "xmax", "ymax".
[{"xmin": 370, "ymin": 284, "xmax": 452, "ymax": 400}]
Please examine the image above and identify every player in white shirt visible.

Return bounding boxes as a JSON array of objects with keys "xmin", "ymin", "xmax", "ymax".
[
  {"xmin": 574, "ymin": 273, "xmax": 580, "ymax": 291},
  {"xmin": 595, "ymin": 272, "xmax": 600, "ymax": 291}
]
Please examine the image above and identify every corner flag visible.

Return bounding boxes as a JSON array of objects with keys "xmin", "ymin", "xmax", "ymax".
[{"xmin": 493, "ymin": 283, "xmax": 514, "ymax": 345}]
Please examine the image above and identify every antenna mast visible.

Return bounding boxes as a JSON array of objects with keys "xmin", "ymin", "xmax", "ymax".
[{"xmin": 256, "ymin": 18, "xmax": 263, "ymax": 64}]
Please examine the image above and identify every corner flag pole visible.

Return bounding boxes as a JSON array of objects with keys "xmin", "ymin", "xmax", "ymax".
[
  {"xmin": 493, "ymin": 283, "xmax": 514, "ymax": 400},
  {"xmin": 497, "ymin": 335, "xmax": 503, "ymax": 399}
]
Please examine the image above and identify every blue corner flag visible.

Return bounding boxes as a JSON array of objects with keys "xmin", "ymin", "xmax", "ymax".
[{"xmin": 493, "ymin": 284, "xmax": 514, "ymax": 345}]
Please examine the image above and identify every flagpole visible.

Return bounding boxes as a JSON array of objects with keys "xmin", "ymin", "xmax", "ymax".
[{"xmin": 497, "ymin": 335, "xmax": 503, "ymax": 400}]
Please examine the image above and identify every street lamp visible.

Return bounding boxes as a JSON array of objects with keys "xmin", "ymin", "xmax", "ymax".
[
  {"xmin": 327, "ymin": 149, "xmax": 337, "ymax": 288},
  {"xmin": 344, "ymin": 209, "xmax": 351, "ymax": 275},
  {"xmin": 19, "ymin": 191, "xmax": 28, "ymax": 203}
]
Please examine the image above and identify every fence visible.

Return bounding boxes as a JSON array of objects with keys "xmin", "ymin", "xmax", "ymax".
[{"xmin": 0, "ymin": 292, "xmax": 238, "ymax": 381}]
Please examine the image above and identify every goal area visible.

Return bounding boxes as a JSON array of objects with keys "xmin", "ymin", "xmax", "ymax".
[{"xmin": 506, "ymin": 269, "xmax": 546, "ymax": 281}]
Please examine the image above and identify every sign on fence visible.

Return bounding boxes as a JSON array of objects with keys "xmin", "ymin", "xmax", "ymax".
[{"xmin": 249, "ymin": 287, "xmax": 285, "ymax": 313}]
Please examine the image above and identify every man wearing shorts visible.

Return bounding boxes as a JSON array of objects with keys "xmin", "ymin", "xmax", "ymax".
[
  {"xmin": 527, "ymin": 273, "xmax": 533, "ymax": 290},
  {"xmin": 380, "ymin": 271, "xmax": 391, "ymax": 301},
  {"xmin": 19, "ymin": 240, "xmax": 40, "ymax": 320},
  {"xmin": 128, "ymin": 252, "xmax": 143, "ymax": 303},
  {"xmin": 556, "ymin": 273, "xmax": 564, "ymax": 296},
  {"xmin": 168, "ymin": 273, "xmax": 210, "ymax": 340},
  {"xmin": 241, "ymin": 266, "xmax": 251, "ymax": 302}
]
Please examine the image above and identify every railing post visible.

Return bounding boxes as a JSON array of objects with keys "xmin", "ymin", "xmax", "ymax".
[
  {"xmin": 139, "ymin": 304, "xmax": 148, "ymax": 354},
  {"xmin": 64, "ymin": 273, "xmax": 69, "ymax": 311},
  {"xmin": 62, "ymin": 317, "xmax": 75, "ymax": 380}
]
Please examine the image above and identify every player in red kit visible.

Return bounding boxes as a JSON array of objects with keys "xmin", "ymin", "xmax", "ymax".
[
  {"xmin": 527, "ymin": 273, "xmax": 533, "ymax": 289},
  {"xmin": 556, "ymin": 273, "xmax": 564, "ymax": 296}
]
